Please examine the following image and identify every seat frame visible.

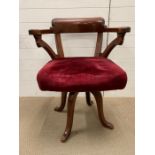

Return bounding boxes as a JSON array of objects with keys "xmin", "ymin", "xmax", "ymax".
[{"xmin": 29, "ymin": 17, "xmax": 130, "ymax": 142}]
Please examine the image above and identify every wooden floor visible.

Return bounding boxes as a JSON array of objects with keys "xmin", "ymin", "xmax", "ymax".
[{"xmin": 20, "ymin": 97, "xmax": 135, "ymax": 155}]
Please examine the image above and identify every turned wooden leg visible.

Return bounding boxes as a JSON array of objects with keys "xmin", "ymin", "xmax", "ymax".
[
  {"xmin": 85, "ymin": 92, "xmax": 93, "ymax": 106},
  {"xmin": 61, "ymin": 92, "xmax": 78, "ymax": 142},
  {"xmin": 91, "ymin": 91, "xmax": 114, "ymax": 129},
  {"xmin": 54, "ymin": 92, "xmax": 67, "ymax": 112}
]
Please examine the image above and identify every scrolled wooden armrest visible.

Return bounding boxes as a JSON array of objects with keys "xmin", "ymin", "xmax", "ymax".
[
  {"xmin": 29, "ymin": 28, "xmax": 58, "ymax": 59},
  {"xmin": 103, "ymin": 27, "xmax": 131, "ymax": 33},
  {"xmin": 29, "ymin": 28, "xmax": 54, "ymax": 35},
  {"xmin": 101, "ymin": 27, "xmax": 131, "ymax": 57}
]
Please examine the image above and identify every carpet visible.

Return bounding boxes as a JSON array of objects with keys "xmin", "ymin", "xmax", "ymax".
[{"xmin": 20, "ymin": 97, "xmax": 134, "ymax": 155}]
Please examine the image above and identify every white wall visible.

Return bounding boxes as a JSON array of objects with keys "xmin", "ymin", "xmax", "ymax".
[{"xmin": 19, "ymin": 0, "xmax": 135, "ymax": 97}]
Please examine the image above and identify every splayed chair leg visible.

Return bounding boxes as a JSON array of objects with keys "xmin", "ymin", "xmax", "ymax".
[
  {"xmin": 61, "ymin": 92, "xmax": 78, "ymax": 142},
  {"xmin": 91, "ymin": 91, "xmax": 114, "ymax": 129},
  {"xmin": 54, "ymin": 92, "xmax": 67, "ymax": 112},
  {"xmin": 85, "ymin": 92, "xmax": 93, "ymax": 106}
]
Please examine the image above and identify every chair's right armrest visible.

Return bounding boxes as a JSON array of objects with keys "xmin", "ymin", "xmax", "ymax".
[
  {"xmin": 28, "ymin": 28, "xmax": 57, "ymax": 59},
  {"xmin": 29, "ymin": 28, "xmax": 53, "ymax": 35}
]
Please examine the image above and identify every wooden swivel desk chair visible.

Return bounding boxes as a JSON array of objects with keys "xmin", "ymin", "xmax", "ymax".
[{"xmin": 29, "ymin": 17, "xmax": 131, "ymax": 142}]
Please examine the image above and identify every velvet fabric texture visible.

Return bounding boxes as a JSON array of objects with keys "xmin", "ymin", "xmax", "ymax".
[{"xmin": 37, "ymin": 57, "xmax": 127, "ymax": 92}]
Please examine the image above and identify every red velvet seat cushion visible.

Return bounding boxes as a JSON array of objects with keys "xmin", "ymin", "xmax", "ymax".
[{"xmin": 37, "ymin": 57, "xmax": 127, "ymax": 92}]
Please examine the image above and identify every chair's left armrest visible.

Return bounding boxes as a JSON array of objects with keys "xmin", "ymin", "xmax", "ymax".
[
  {"xmin": 103, "ymin": 27, "xmax": 131, "ymax": 33},
  {"xmin": 101, "ymin": 27, "xmax": 131, "ymax": 57}
]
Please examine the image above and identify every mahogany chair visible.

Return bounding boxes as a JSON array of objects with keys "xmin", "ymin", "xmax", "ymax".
[{"xmin": 29, "ymin": 17, "xmax": 131, "ymax": 142}]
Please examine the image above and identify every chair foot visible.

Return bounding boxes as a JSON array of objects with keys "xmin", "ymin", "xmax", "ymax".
[
  {"xmin": 85, "ymin": 92, "xmax": 94, "ymax": 106},
  {"xmin": 61, "ymin": 130, "xmax": 71, "ymax": 142},
  {"xmin": 91, "ymin": 91, "xmax": 114, "ymax": 129},
  {"xmin": 54, "ymin": 92, "xmax": 67, "ymax": 112},
  {"xmin": 61, "ymin": 92, "xmax": 78, "ymax": 142}
]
